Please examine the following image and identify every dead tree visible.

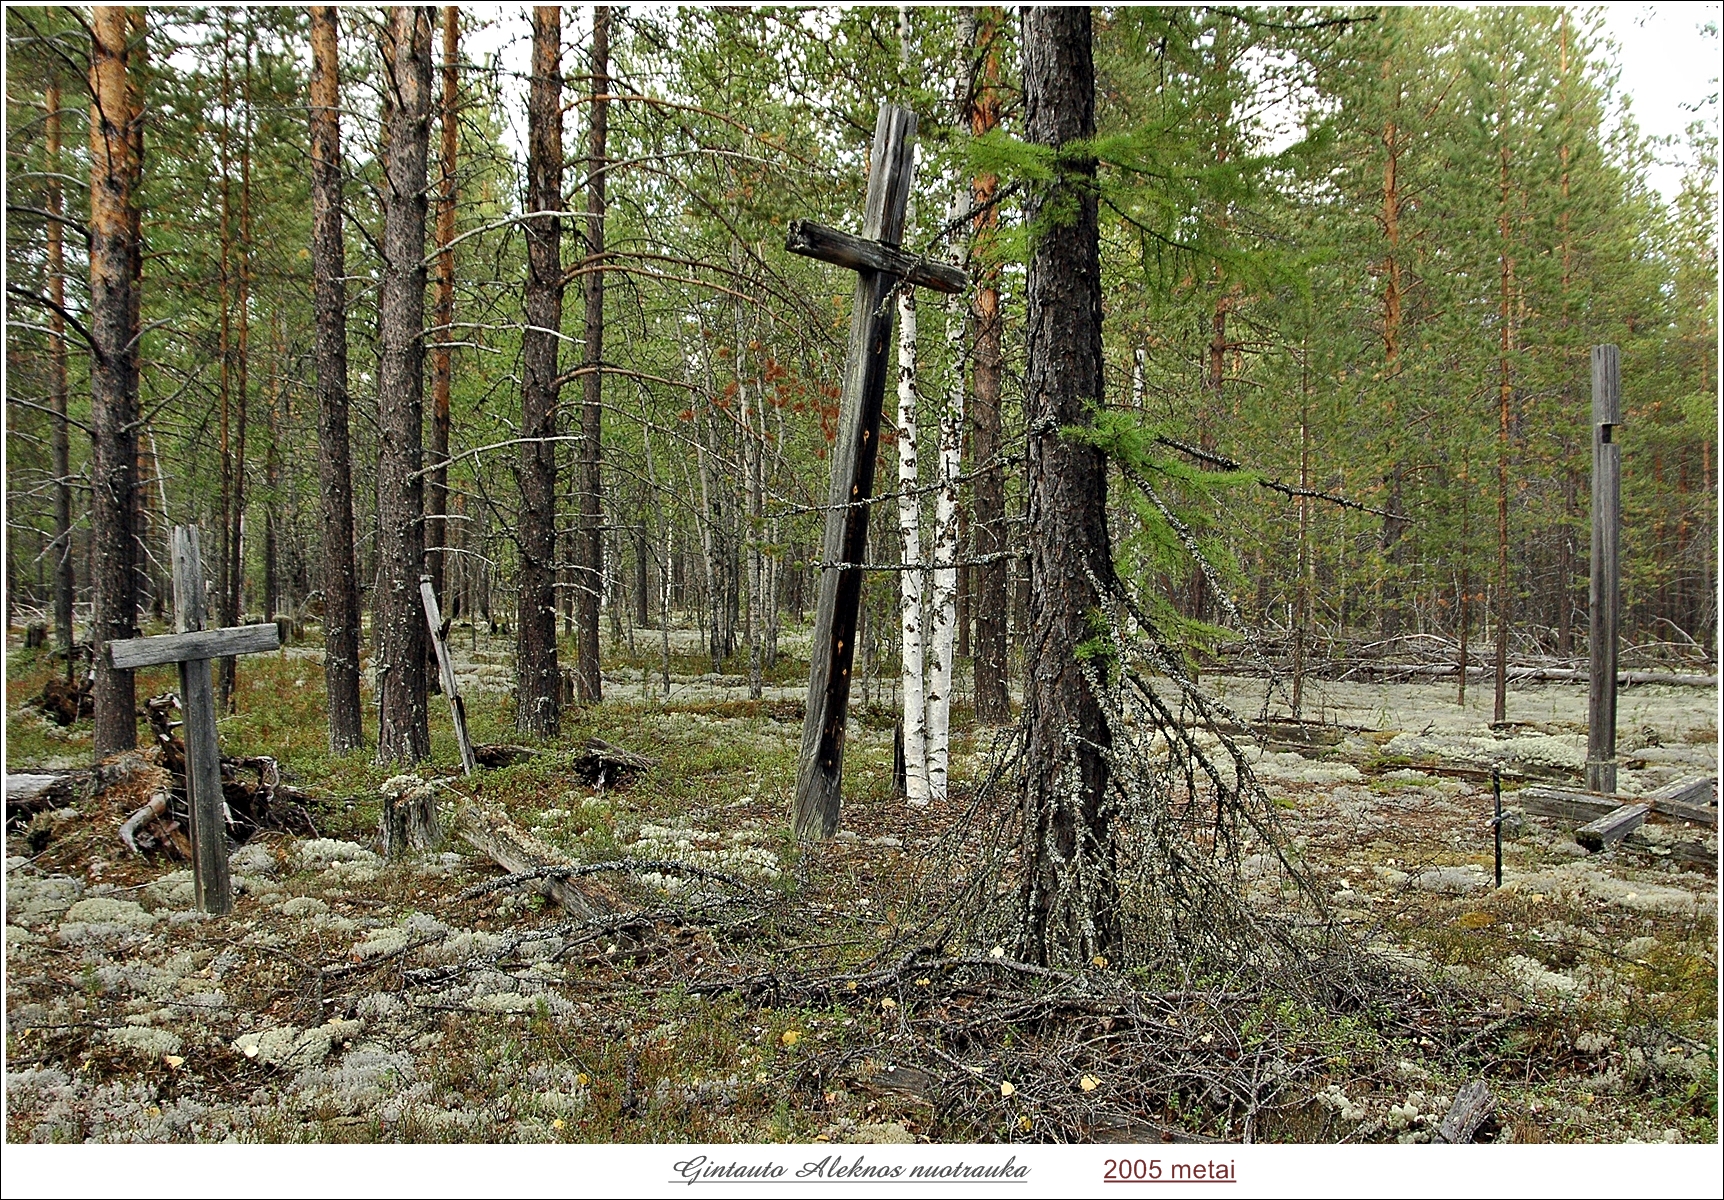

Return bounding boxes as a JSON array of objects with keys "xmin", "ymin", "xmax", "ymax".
[
  {"xmin": 1018, "ymin": 5, "xmax": 1119, "ymax": 966},
  {"xmin": 88, "ymin": 6, "xmax": 143, "ymax": 756},
  {"xmin": 375, "ymin": 6, "xmax": 434, "ymax": 763},
  {"xmin": 309, "ymin": 6, "xmax": 364, "ymax": 753},
  {"xmin": 516, "ymin": 4, "xmax": 564, "ymax": 736}
]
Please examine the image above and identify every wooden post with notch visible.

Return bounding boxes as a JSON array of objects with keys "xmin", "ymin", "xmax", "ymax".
[
  {"xmin": 1586, "ymin": 345, "xmax": 1621, "ymax": 794},
  {"xmin": 421, "ymin": 574, "xmax": 476, "ymax": 775},
  {"xmin": 108, "ymin": 526, "xmax": 281, "ymax": 914},
  {"xmin": 787, "ymin": 103, "xmax": 967, "ymax": 840}
]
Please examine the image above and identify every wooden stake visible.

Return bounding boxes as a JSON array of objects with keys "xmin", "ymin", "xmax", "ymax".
[
  {"xmin": 171, "ymin": 528, "xmax": 231, "ymax": 914},
  {"xmin": 1586, "ymin": 345, "xmax": 1621, "ymax": 793},
  {"xmin": 422, "ymin": 575, "xmax": 476, "ymax": 775}
]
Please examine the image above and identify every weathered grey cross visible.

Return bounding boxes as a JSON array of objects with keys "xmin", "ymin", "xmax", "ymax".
[
  {"xmin": 108, "ymin": 525, "xmax": 279, "ymax": 914},
  {"xmin": 787, "ymin": 103, "xmax": 967, "ymax": 840}
]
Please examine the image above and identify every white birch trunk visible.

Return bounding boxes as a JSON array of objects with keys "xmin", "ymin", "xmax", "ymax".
[
  {"xmin": 924, "ymin": 194, "xmax": 966, "ymax": 803},
  {"xmin": 896, "ymin": 283, "xmax": 930, "ymax": 805}
]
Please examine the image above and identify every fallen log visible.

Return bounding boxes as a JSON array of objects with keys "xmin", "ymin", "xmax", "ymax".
[
  {"xmin": 455, "ymin": 801, "xmax": 618, "ymax": 919},
  {"xmin": 5, "ymin": 773, "xmax": 78, "ymax": 830},
  {"xmin": 1575, "ymin": 804, "xmax": 1649, "ymax": 852},
  {"xmin": 1517, "ymin": 779, "xmax": 1716, "ymax": 830},
  {"xmin": 6, "ymin": 751, "xmax": 158, "ymax": 832},
  {"xmin": 1361, "ymin": 664, "xmax": 1717, "ymax": 688}
]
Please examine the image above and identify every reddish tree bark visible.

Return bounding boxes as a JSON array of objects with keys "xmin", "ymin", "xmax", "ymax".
[{"xmin": 88, "ymin": 6, "xmax": 142, "ymax": 756}]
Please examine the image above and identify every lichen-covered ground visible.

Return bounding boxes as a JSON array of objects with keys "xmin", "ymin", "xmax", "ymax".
[{"xmin": 4, "ymin": 627, "xmax": 1716, "ymax": 1144}]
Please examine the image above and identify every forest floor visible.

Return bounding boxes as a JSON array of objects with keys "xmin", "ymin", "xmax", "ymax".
[{"xmin": 3, "ymin": 622, "xmax": 1717, "ymax": 1145}]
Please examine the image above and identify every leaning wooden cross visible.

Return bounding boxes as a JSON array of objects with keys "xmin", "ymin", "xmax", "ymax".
[
  {"xmin": 108, "ymin": 526, "xmax": 279, "ymax": 915},
  {"xmin": 420, "ymin": 574, "xmax": 476, "ymax": 776},
  {"xmin": 787, "ymin": 103, "xmax": 967, "ymax": 840}
]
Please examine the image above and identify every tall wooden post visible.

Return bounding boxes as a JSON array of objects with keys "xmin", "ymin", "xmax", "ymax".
[
  {"xmin": 1586, "ymin": 345, "xmax": 1621, "ymax": 794},
  {"xmin": 173, "ymin": 527, "xmax": 233, "ymax": 915}
]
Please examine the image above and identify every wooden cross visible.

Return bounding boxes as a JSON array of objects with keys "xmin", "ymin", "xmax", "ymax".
[
  {"xmin": 420, "ymin": 573, "xmax": 476, "ymax": 776},
  {"xmin": 1585, "ymin": 345, "xmax": 1622, "ymax": 794},
  {"xmin": 108, "ymin": 526, "xmax": 280, "ymax": 914},
  {"xmin": 787, "ymin": 103, "xmax": 967, "ymax": 840}
]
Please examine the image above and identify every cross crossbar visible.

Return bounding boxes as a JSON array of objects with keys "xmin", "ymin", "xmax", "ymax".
[
  {"xmin": 786, "ymin": 219, "xmax": 967, "ymax": 294},
  {"xmin": 108, "ymin": 623, "xmax": 280, "ymax": 669}
]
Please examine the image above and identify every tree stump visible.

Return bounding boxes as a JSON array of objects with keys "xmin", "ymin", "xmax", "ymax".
[{"xmin": 379, "ymin": 775, "xmax": 442, "ymax": 858}]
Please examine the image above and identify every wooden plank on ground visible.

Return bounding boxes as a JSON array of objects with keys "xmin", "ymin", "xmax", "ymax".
[
  {"xmin": 1515, "ymin": 787, "xmax": 1618, "ymax": 825},
  {"xmin": 1575, "ymin": 803, "xmax": 1649, "ymax": 852},
  {"xmin": 1516, "ymin": 780, "xmax": 1716, "ymax": 829},
  {"xmin": 1644, "ymin": 775, "xmax": 1717, "ymax": 826}
]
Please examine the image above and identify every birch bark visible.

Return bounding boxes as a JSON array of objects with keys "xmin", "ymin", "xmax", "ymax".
[
  {"xmin": 924, "ymin": 191, "xmax": 966, "ymax": 802},
  {"xmin": 896, "ymin": 281, "xmax": 929, "ymax": 803}
]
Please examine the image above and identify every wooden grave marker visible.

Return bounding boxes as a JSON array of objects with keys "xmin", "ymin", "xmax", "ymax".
[
  {"xmin": 108, "ymin": 526, "xmax": 280, "ymax": 914},
  {"xmin": 1586, "ymin": 344, "xmax": 1622, "ymax": 794},
  {"xmin": 420, "ymin": 574, "xmax": 476, "ymax": 776},
  {"xmin": 786, "ymin": 102, "xmax": 967, "ymax": 840}
]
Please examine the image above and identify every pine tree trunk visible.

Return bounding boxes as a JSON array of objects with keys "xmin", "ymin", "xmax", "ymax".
[
  {"xmin": 969, "ymin": 6, "xmax": 1010, "ymax": 724},
  {"xmin": 575, "ymin": 7, "xmax": 611, "ymax": 703},
  {"xmin": 375, "ymin": 6, "xmax": 434, "ymax": 763},
  {"xmin": 46, "ymin": 80, "xmax": 76, "ymax": 674},
  {"xmin": 1019, "ymin": 6, "xmax": 1118, "ymax": 967},
  {"xmin": 216, "ymin": 31, "xmax": 236, "ymax": 709},
  {"xmin": 429, "ymin": 6, "xmax": 459, "ymax": 608},
  {"xmin": 263, "ymin": 320, "xmax": 280, "ymax": 621},
  {"xmin": 309, "ymin": 5, "xmax": 364, "ymax": 754},
  {"xmin": 1493, "ymin": 128, "xmax": 1513, "ymax": 726},
  {"xmin": 89, "ymin": 7, "xmax": 142, "ymax": 757},
  {"xmin": 221, "ymin": 56, "xmax": 253, "ymax": 709},
  {"xmin": 1379, "ymin": 90, "xmax": 1406, "ymax": 638},
  {"xmin": 126, "ymin": 10, "xmax": 149, "ymax": 626},
  {"xmin": 516, "ymin": 4, "xmax": 564, "ymax": 738}
]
